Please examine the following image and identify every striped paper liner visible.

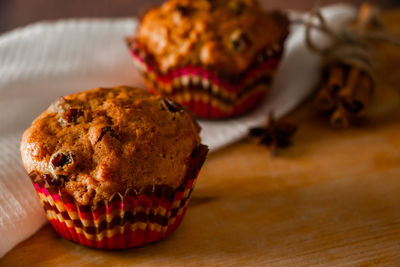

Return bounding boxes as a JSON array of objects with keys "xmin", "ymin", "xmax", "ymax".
[
  {"xmin": 127, "ymin": 38, "xmax": 285, "ymax": 119},
  {"xmin": 30, "ymin": 144, "xmax": 208, "ymax": 249}
]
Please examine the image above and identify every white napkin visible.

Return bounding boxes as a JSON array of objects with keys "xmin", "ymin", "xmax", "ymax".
[{"xmin": 0, "ymin": 4, "xmax": 356, "ymax": 257}]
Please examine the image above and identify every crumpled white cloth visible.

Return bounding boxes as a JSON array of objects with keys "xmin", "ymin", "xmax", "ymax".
[{"xmin": 0, "ymin": 4, "xmax": 356, "ymax": 257}]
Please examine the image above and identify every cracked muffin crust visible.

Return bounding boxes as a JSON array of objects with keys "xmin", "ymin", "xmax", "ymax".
[
  {"xmin": 127, "ymin": 0, "xmax": 289, "ymax": 119},
  {"xmin": 135, "ymin": 0, "xmax": 289, "ymax": 75},
  {"xmin": 20, "ymin": 86, "xmax": 202, "ymax": 206}
]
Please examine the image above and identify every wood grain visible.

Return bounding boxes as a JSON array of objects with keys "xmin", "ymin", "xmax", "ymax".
[{"xmin": 2, "ymin": 10, "xmax": 400, "ymax": 267}]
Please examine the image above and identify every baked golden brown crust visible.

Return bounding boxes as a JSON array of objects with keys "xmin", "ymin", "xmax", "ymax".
[
  {"xmin": 136, "ymin": 0, "xmax": 289, "ymax": 74},
  {"xmin": 20, "ymin": 86, "xmax": 202, "ymax": 206}
]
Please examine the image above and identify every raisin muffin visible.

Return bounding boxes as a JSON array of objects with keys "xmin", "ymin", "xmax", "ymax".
[
  {"xmin": 20, "ymin": 86, "xmax": 208, "ymax": 249},
  {"xmin": 127, "ymin": 0, "xmax": 289, "ymax": 119}
]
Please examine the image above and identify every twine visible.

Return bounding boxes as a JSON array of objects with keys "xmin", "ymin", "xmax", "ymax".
[{"xmin": 294, "ymin": 3, "xmax": 400, "ymax": 79}]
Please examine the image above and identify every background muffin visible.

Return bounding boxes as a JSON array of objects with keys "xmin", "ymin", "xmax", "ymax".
[
  {"xmin": 127, "ymin": 0, "xmax": 289, "ymax": 119},
  {"xmin": 20, "ymin": 86, "xmax": 208, "ymax": 249}
]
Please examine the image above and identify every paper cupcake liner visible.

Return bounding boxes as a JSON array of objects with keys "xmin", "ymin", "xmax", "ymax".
[
  {"xmin": 30, "ymin": 144, "xmax": 208, "ymax": 249},
  {"xmin": 127, "ymin": 38, "xmax": 285, "ymax": 119}
]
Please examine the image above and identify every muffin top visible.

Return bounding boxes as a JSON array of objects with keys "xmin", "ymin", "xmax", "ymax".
[
  {"xmin": 135, "ymin": 0, "xmax": 289, "ymax": 74},
  {"xmin": 20, "ymin": 86, "xmax": 202, "ymax": 206}
]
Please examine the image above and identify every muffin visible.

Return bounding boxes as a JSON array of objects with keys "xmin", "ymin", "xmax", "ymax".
[
  {"xmin": 20, "ymin": 86, "xmax": 208, "ymax": 249},
  {"xmin": 127, "ymin": 0, "xmax": 289, "ymax": 119}
]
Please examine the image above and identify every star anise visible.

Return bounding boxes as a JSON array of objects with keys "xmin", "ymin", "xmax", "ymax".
[{"xmin": 249, "ymin": 113, "xmax": 298, "ymax": 156}]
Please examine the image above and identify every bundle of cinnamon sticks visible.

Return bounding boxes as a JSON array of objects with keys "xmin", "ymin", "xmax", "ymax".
[
  {"xmin": 313, "ymin": 3, "xmax": 381, "ymax": 129},
  {"xmin": 315, "ymin": 64, "xmax": 374, "ymax": 128}
]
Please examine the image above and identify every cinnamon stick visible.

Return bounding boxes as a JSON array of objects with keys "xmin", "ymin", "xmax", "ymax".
[
  {"xmin": 315, "ymin": 84, "xmax": 336, "ymax": 111},
  {"xmin": 339, "ymin": 67, "xmax": 360, "ymax": 107},
  {"xmin": 327, "ymin": 65, "xmax": 345, "ymax": 93},
  {"xmin": 357, "ymin": 3, "xmax": 383, "ymax": 32},
  {"xmin": 345, "ymin": 72, "xmax": 373, "ymax": 114},
  {"xmin": 330, "ymin": 103, "xmax": 351, "ymax": 128},
  {"xmin": 312, "ymin": 3, "xmax": 379, "ymax": 128}
]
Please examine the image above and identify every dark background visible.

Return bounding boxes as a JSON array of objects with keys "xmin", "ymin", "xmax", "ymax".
[{"xmin": 0, "ymin": 0, "xmax": 399, "ymax": 34}]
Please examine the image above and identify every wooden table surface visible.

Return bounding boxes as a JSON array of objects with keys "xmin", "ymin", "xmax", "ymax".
[{"xmin": 2, "ymin": 10, "xmax": 400, "ymax": 267}]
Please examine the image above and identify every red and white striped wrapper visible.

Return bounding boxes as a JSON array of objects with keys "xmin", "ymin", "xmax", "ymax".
[
  {"xmin": 30, "ymin": 144, "xmax": 208, "ymax": 249},
  {"xmin": 127, "ymin": 38, "xmax": 286, "ymax": 119}
]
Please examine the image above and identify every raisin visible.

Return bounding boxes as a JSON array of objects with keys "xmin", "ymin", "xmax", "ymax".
[
  {"xmin": 64, "ymin": 108, "xmax": 84, "ymax": 123},
  {"xmin": 50, "ymin": 152, "xmax": 73, "ymax": 169},
  {"xmin": 28, "ymin": 171, "xmax": 40, "ymax": 183},
  {"xmin": 43, "ymin": 173, "xmax": 63, "ymax": 186},
  {"xmin": 205, "ymin": 0, "xmax": 216, "ymax": 10},
  {"xmin": 176, "ymin": 4, "xmax": 191, "ymax": 16},
  {"xmin": 230, "ymin": 30, "xmax": 251, "ymax": 52},
  {"xmin": 98, "ymin": 126, "xmax": 119, "ymax": 142},
  {"xmin": 143, "ymin": 54, "xmax": 156, "ymax": 66},
  {"xmin": 228, "ymin": 1, "xmax": 246, "ymax": 15},
  {"xmin": 160, "ymin": 98, "xmax": 184, "ymax": 113}
]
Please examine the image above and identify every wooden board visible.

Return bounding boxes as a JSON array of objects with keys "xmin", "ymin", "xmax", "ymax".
[{"xmin": 2, "ymin": 10, "xmax": 400, "ymax": 267}]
